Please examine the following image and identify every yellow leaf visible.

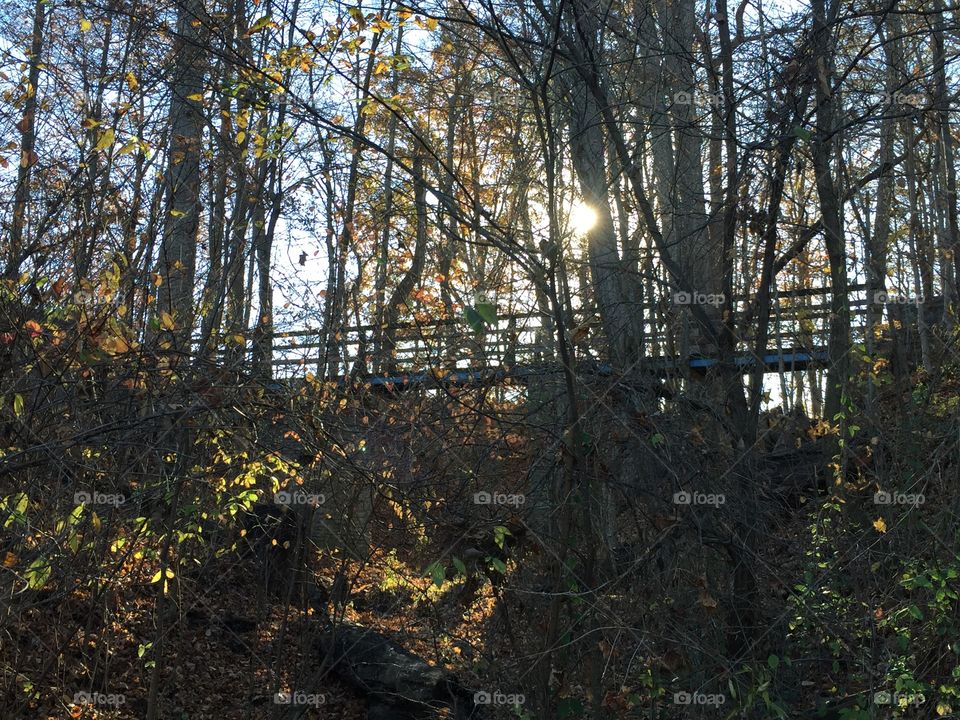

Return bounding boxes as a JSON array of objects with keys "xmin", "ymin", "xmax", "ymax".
[
  {"xmin": 159, "ymin": 311, "xmax": 176, "ymax": 331},
  {"xmin": 2, "ymin": 552, "xmax": 17, "ymax": 567},
  {"xmin": 125, "ymin": 72, "xmax": 139, "ymax": 91},
  {"xmin": 236, "ymin": 131, "xmax": 246, "ymax": 144},
  {"xmin": 118, "ymin": 139, "xmax": 138, "ymax": 155},
  {"xmin": 169, "ymin": 209, "xmax": 185, "ymax": 217},
  {"xmin": 186, "ymin": 93, "xmax": 205, "ymax": 102},
  {"xmin": 79, "ymin": 18, "xmax": 92, "ymax": 31},
  {"xmin": 247, "ymin": 15, "xmax": 276, "ymax": 35},
  {"xmin": 426, "ymin": 17, "xmax": 438, "ymax": 30},
  {"xmin": 165, "ymin": 568, "xmax": 174, "ymax": 578},
  {"xmin": 873, "ymin": 517, "xmax": 887, "ymax": 533},
  {"xmin": 101, "ymin": 335, "xmax": 131, "ymax": 355},
  {"xmin": 150, "ymin": 570, "xmax": 162, "ymax": 583},
  {"xmin": 94, "ymin": 128, "xmax": 115, "ymax": 152}
]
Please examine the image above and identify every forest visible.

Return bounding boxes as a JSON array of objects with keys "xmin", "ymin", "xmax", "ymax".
[{"xmin": 0, "ymin": 0, "xmax": 959, "ymax": 717}]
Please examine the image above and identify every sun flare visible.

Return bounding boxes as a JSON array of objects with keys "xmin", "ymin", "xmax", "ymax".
[{"xmin": 569, "ymin": 201, "xmax": 598, "ymax": 235}]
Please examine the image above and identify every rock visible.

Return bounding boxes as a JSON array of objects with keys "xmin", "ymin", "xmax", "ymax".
[{"xmin": 315, "ymin": 619, "xmax": 477, "ymax": 719}]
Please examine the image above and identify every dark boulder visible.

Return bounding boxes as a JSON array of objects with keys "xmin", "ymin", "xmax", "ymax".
[{"xmin": 315, "ymin": 619, "xmax": 479, "ymax": 719}]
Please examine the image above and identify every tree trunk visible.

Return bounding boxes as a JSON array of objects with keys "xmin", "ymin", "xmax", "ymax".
[
  {"xmin": 868, "ymin": 4, "xmax": 899, "ymax": 372},
  {"xmin": 153, "ymin": 0, "xmax": 208, "ymax": 357},
  {"xmin": 810, "ymin": 0, "xmax": 850, "ymax": 421},
  {"xmin": 374, "ymin": 26, "xmax": 404, "ymax": 374},
  {"xmin": 381, "ymin": 156, "xmax": 429, "ymax": 373},
  {"xmin": 933, "ymin": 0, "xmax": 959, "ymax": 327},
  {"xmin": 6, "ymin": 0, "xmax": 46, "ymax": 279},
  {"xmin": 565, "ymin": 4, "xmax": 641, "ymax": 369}
]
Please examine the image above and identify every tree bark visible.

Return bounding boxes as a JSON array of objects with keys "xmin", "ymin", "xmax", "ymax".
[
  {"xmin": 565, "ymin": 1, "xmax": 641, "ymax": 369},
  {"xmin": 810, "ymin": 0, "xmax": 850, "ymax": 421},
  {"xmin": 381, "ymin": 156, "xmax": 429, "ymax": 374},
  {"xmin": 153, "ymin": 0, "xmax": 208, "ymax": 357},
  {"xmin": 6, "ymin": 0, "xmax": 47, "ymax": 279}
]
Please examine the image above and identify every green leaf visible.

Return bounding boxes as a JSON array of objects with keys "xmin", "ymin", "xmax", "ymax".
[
  {"xmin": 908, "ymin": 604, "xmax": 923, "ymax": 620},
  {"xmin": 452, "ymin": 557, "xmax": 466, "ymax": 576},
  {"xmin": 425, "ymin": 561, "xmax": 445, "ymax": 587},
  {"xmin": 493, "ymin": 525, "xmax": 511, "ymax": 550},
  {"xmin": 768, "ymin": 654, "xmax": 780, "ymax": 670},
  {"xmin": 489, "ymin": 557, "xmax": 507, "ymax": 574},
  {"xmin": 247, "ymin": 15, "xmax": 275, "ymax": 34},
  {"xmin": 12, "ymin": 492, "xmax": 28, "ymax": 515},
  {"xmin": 475, "ymin": 301, "xmax": 496, "ymax": 325},
  {"xmin": 25, "ymin": 557, "xmax": 51, "ymax": 589},
  {"xmin": 464, "ymin": 306, "xmax": 486, "ymax": 333},
  {"xmin": 4, "ymin": 492, "xmax": 28, "ymax": 528},
  {"xmin": 12, "ymin": 394, "xmax": 23, "ymax": 417}
]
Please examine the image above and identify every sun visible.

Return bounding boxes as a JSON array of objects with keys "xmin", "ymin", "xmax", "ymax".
[{"xmin": 569, "ymin": 200, "xmax": 598, "ymax": 235}]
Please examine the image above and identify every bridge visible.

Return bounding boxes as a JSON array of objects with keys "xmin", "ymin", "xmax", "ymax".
[{"xmin": 258, "ymin": 283, "xmax": 929, "ymax": 388}]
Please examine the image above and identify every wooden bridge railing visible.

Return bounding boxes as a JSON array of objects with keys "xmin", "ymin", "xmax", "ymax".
[{"xmin": 264, "ymin": 283, "xmax": 889, "ymax": 379}]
